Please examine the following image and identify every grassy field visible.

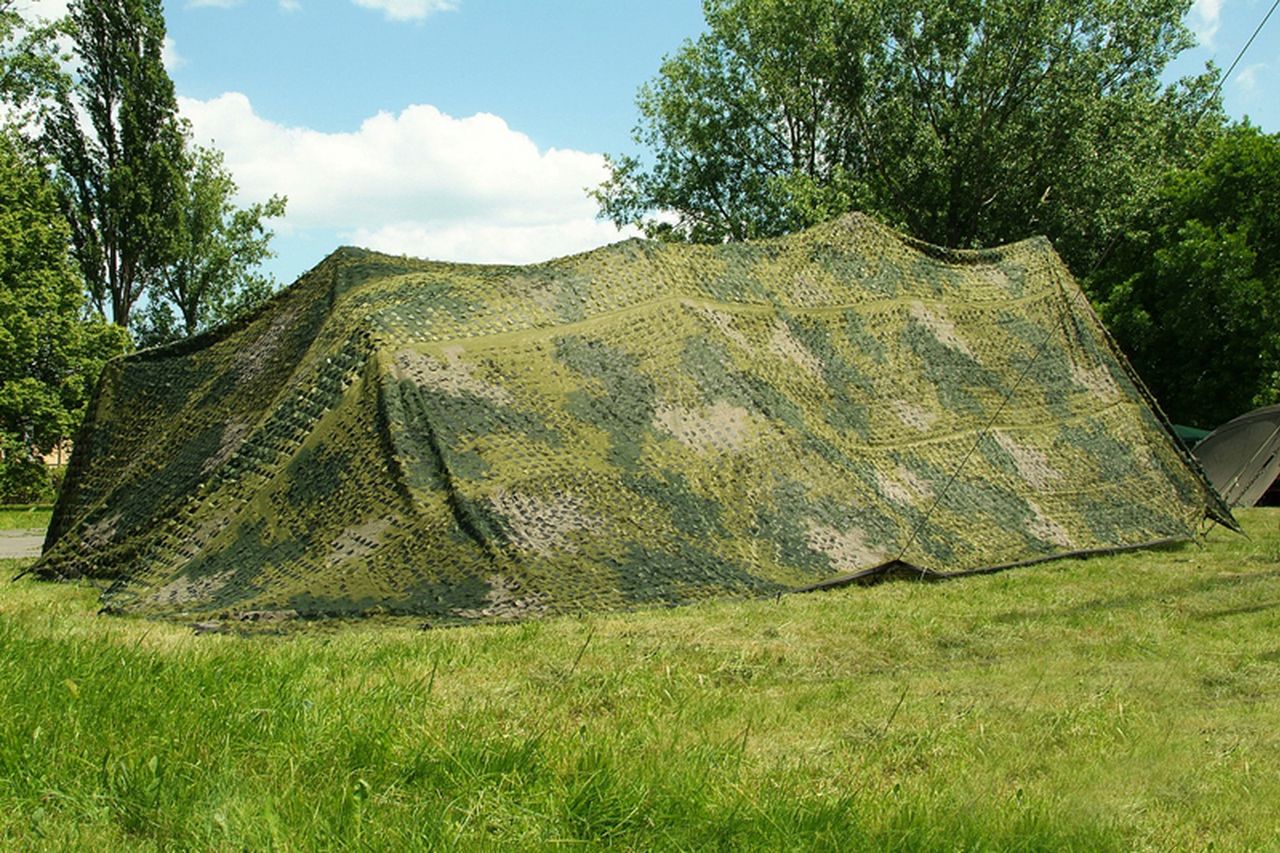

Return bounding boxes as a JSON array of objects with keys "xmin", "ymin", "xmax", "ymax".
[
  {"xmin": 0, "ymin": 506, "xmax": 52, "ymax": 530},
  {"xmin": 1, "ymin": 511, "xmax": 1278, "ymax": 850}
]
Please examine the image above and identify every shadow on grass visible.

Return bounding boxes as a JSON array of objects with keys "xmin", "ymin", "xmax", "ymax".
[{"xmin": 986, "ymin": 562, "xmax": 1280, "ymax": 626}]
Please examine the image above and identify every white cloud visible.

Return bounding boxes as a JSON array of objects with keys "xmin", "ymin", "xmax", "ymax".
[
  {"xmin": 1234, "ymin": 62, "xmax": 1266, "ymax": 92},
  {"xmin": 178, "ymin": 92, "xmax": 636, "ymax": 264},
  {"xmin": 351, "ymin": 0, "xmax": 456, "ymax": 22},
  {"xmin": 26, "ymin": 0, "xmax": 444, "ymax": 23},
  {"xmin": 15, "ymin": 0, "xmax": 69, "ymax": 21},
  {"xmin": 352, "ymin": 220, "xmax": 636, "ymax": 265},
  {"xmin": 188, "ymin": 0, "xmax": 302, "ymax": 8},
  {"xmin": 1189, "ymin": 0, "xmax": 1223, "ymax": 48},
  {"xmin": 161, "ymin": 35, "xmax": 184, "ymax": 70}
]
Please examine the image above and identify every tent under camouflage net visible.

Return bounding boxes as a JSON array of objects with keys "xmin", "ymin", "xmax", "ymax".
[{"xmin": 37, "ymin": 213, "xmax": 1233, "ymax": 621}]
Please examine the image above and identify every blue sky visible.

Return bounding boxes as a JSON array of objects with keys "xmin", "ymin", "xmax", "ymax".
[{"xmin": 27, "ymin": 0, "xmax": 1280, "ymax": 283}]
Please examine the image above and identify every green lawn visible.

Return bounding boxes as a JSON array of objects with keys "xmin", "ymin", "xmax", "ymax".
[
  {"xmin": 0, "ymin": 506, "xmax": 52, "ymax": 530},
  {"xmin": 2, "ymin": 511, "xmax": 1278, "ymax": 850}
]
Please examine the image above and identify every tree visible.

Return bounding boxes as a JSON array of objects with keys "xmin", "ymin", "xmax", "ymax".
[
  {"xmin": 1089, "ymin": 125, "xmax": 1280, "ymax": 428},
  {"xmin": 0, "ymin": 132, "xmax": 127, "ymax": 502},
  {"xmin": 132, "ymin": 145, "xmax": 286, "ymax": 347},
  {"xmin": 43, "ymin": 0, "xmax": 186, "ymax": 328},
  {"xmin": 595, "ymin": 0, "xmax": 1222, "ymax": 275},
  {"xmin": 0, "ymin": 0, "xmax": 67, "ymax": 126}
]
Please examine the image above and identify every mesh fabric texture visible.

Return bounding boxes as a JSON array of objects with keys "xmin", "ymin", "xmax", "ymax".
[{"xmin": 38, "ymin": 214, "xmax": 1233, "ymax": 621}]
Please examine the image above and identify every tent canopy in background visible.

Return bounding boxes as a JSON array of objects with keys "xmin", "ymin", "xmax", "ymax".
[{"xmin": 1194, "ymin": 405, "xmax": 1280, "ymax": 508}]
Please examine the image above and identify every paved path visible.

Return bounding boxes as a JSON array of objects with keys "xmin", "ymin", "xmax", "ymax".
[{"xmin": 0, "ymin": 529, "xmax": 44, "ymax": 559}]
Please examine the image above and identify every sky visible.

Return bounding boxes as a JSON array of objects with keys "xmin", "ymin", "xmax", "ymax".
[{"xmin": 20, "ymin": 0, "xmax": 1280, "ymax": 285}]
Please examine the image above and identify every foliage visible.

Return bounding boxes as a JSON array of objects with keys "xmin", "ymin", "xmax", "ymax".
[
  {"xmin": 0, "ymin": 132, "xmax": 127, "ymax": 504},
  {"xmin": 0, "ymin": 0, "xmax": 67, "ymax": 127},
  {"xmin": 43, "ymin": 0, "xmax": 287, "ymax": 341},
  {"xmin": 596, "ymin": 0, "xmax": 1222, "ymax": 275},
  {"xmin": 43, "ymin": 0, "xmax": 187, "ymax": 328},
  {"xmin": 2, "ymin": 0, "xmax": 284, "ymax": 503},
  {"xmin": 0, "ymin": 457, "xmax": 47, "ymax": 506},
  {"xmin": 0, "ymin": 462, "xmax": 65, "ymax": 506},
  {"xmin": 132, "ymin": 145, "xmax": 286, "ymax": 347},
  {"xmin": 2, "ymin": 509, "xmax": 1279, "ymax": 848},
  {"xmin": 1088, "ymin": 125, "xmax": 1280, "ymax": 428}
]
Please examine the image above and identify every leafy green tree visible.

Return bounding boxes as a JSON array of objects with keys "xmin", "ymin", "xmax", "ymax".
[
  {"xmin": 132, "ymin": 145, "xmax": 286, "ymax": 347},
  {"xmin": 1089, "ymin": 125, "xmax": 1280, "ymax": 428},
  {"xmin": 0, "ymin": 0, "xmax": 67, "ymax": 126},
  {"xmin": 596, "ymin": 0, "xmax": 1222, "ymax": 274},
  {"xmin": 43, "ymin": 0, "xmax": 186, "ymax": 328},
  {"xmin": 0, "ymin": 132, "xmax": 127, "ymax": 502}
]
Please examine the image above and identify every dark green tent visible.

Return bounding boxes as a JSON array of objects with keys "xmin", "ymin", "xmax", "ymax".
[
  {"xmin": 1193, "ymin": 405, "xmax": 1280, "ymax": 508},
  {"xmin": 1173, "ymin": 424, "xmax": 1211, "ymax": 447}
]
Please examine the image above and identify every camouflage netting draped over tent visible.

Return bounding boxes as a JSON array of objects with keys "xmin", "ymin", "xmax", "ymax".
[{"xmin": 36, "ymin": 213, "xmax": 1233, "ymax": 621}]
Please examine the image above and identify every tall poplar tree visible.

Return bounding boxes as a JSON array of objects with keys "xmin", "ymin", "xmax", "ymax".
[
  {"xmin": 0, "ymin": 0, "xmax": 65, "ymax": 125},
  {"xmin": 44, "ymin": 0, "xmax": 186, "ymax": 328}
]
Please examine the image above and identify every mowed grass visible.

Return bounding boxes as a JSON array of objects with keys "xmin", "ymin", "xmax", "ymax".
[
  {"xmin": 0, "ymin": 506, "xmax": 52, "ymax": 530},
  {"xmin": 1, "ymin": 512, "xmax": 1279, "ymax": 850}
]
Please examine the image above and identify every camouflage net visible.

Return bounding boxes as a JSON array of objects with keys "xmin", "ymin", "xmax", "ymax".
[{"xmin": 37, "ymin": 213, "xmax": 1233, "ymax": 622}]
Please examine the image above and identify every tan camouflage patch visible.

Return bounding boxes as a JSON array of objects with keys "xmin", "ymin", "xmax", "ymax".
[
  {"xmin": 689, "ymin": 303, "xmax": 751, "ymax": 350},
  {"xmin": 394, "ymin": 347, "xmax": 513, "ymax": 405},
  {"xmin": 454, "ymin": 574, "xmax": 548, "ymax": 620},
  {"xmin": 875, "ymin": 470, "xmax": 917, "ymax": 507},
  {"xmin": 895, "ymin": 465, "xmax": 936, "ymax": 501},
  {"xmin": 769, "ymin": 320, "xmax": 824, "ymax": 377},
  {"xmin": 1025, "ymin": 502, "xmax": 1074, "ymax": 549},
  {"xmin": 1070, "ymin": 361, "xmax": 1122, "ymax": 400},
  {"xmin": 488, "ymin": 488, "xmax": 599, "ymax": 555},
  {"xmin": 79, "ymin": 512, "xmax": 121, "ymax": 550},
  {"xmin": 805, "ymin": 521, "xmax": 890, "ymax": 573},
  {"xmin": 236, "ymin": 303, "xmax": 300, "ymax": 383},
  {"xmin": 789, "ymin": 271, "xmax": 828, "ymax": 305},
  {"xmin": 326, "ymin": 517, "xmax": 394, "ymax": 567},
  {"xmin": 525, "ymin": 280, "xmax": 562, "ymax": 316},
  {"xmin": 143, "ymin": 568, "xmax": 237, "ymax": 607},
  {"xmin": 992, "ymin": 432, "xmax": 1062, "ymax": 490},
  {"xmin": 909, "ymin": 302, "xmax": 974, "ymax": 356},
  {"xmin": 175, "ymin": 510, "xmax": 235, "ymax": 561},
  {"xmin": 975, "ymin": 266, "xmax": 1016, "ymax": 294},
  {"xmin": 890, "ymin": 399, "xmax": 938, "ymax": 432},
  {"xmin": 654, "ymin": 401, "xmax": 752, "ymax": 452},
  {"xmin": 202, "ymin": 420, "xmax": 251, "ymax": 476}
]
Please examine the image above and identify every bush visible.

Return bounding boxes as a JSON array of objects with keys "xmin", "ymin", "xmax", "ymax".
[{"xmin": 0, "ymin": 458, "xmax": 61, "ymax": 504}]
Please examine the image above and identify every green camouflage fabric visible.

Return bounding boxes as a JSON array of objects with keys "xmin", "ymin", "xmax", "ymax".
[{"xmin": 37, "ymin": 213, "xmax": 1234, "ymax": 621}]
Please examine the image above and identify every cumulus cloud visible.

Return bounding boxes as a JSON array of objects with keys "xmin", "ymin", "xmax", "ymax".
[
  {"xmin": 188, "ymin": 0, "xmax": 305, "ymax": 9},
  {"xmin": 351, "ymin": 220, "xmax": 635, "ymax": 266},
  {"xmin": 1234, "ymin": 62, "xmax": 1266, "ymax": 92},
  {"xmin": 350, "ymin": 0, "xmax": 456, "ymax": 21},
  {"xmin": 1189, "ymin": 0, "xmax": 1223, "ymax": 48},
  {"xmin": 161, "ymin": 35, "xmax": 184, "ymax": 70},
  {"xmin": 15, "ymin": 0, "xmax": 69, "ymax": 20},
  {"xmin": 178, "ymin": 92, "xmax": 635, "ymax": 264},
  {"xmin": 23, "ymin": 0, "xmax": 448, "ymax": 25}
]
